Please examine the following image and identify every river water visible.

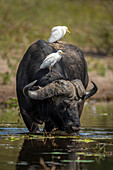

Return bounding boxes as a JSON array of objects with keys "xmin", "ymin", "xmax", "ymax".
[{"xmin": 0, "ymin": 102, "xmax": 113, "ymax": 170}]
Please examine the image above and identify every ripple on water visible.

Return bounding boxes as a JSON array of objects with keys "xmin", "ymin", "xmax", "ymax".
[
  {"xmin": 0, "ymin": 127, "xmax": 113, "ymax": 139},
  {"xmin": 0, "ymin": 127, "xmax": 29, "ymax": 135},
  {"xmin": 80, "ymin": 128, "xmax": 113, "ymax": 138}
]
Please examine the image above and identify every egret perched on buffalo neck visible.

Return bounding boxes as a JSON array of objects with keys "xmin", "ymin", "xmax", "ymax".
[
  {"xmin": 48, "ymin": 26, "xmax": 70, "ymax": 43},
  {"xmin": 40, "ymin": 50, "xmax": 65, "ymax": 71}
]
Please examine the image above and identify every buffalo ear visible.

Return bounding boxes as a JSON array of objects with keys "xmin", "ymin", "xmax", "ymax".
[
  {"xmin": 71, "ymin": 79, "xmax": 86, "ymax": 100},
  {"xmin": 84, "ymin": 81, "xmax": 98, "ymax": 100}
]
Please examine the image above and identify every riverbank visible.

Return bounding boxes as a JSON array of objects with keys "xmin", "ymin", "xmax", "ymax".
[
  {"xmin": 0, "ymin": 68, "xmax": 113, "ymax": 103},
  {"xmin": 0, "ymin": 45, "xmax": 113, "ymax": 103}
]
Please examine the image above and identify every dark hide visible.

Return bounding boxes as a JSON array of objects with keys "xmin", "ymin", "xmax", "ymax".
[{"xmin": 16, "ymin": 40, "xmax": 89, "ymax": 133}]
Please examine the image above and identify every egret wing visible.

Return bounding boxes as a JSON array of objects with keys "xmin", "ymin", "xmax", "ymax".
[
  {"xmin": 51, "ymin": 26, "xmax": 61, "ymax": 33},
  {"xmin": 43, "ymin": 53, "xmax": 57, "ymax": 62},
  {"xmin": 48, "ymin": 30, "xmax": 62, "ymax": 43},
  {"xmin": 40, "ymin": 54, "xmax": 57, "ymax": 69}
]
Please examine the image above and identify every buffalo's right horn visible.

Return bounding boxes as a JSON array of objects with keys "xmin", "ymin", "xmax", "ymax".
[
  {"xmin": 23, "ymin": 80, "xmax": 38, "ymax": 97},
  {"xmin": 23, "ymin": 80, "xmax": 74, "ymax": 100}
]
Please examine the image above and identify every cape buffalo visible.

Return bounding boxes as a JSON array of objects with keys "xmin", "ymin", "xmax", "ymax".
[{"xmin": 16, "ymin": 40, "xmax": 97, "ymax": 133}]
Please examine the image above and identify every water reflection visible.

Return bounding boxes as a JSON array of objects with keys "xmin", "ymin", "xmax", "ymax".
[
  {"xmin": 16, "ymin": 134, "xmax": 113, "ymax": 170},
  {"xmin": 16, "ymin": 138, "xmax": 81, "ymax": 170}
]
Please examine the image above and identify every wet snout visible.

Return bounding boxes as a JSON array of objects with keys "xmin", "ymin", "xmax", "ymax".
[
  {"xmin": 71, "ymin": 125, "xmax": 81, "ymax": 132},
  {"xmin": 67, "ymin": 121, "xmax": 81, "ymax": 133}
]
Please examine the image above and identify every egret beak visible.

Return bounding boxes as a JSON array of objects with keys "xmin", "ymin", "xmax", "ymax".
[
  {"xmin": 62, "ymin": 52, "xmax": 66, "ymax": 54},
  {"xmin": 67, "ymin": 29, "xmax": 71, "ymax": 33}
]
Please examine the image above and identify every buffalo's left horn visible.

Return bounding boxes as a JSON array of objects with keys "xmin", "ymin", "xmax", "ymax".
[{"xmin": 84, "ymin": 81, "xmax": 98, "ymax": 100}]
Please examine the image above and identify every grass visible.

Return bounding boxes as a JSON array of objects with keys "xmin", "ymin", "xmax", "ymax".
[
  {"xmin": 0, "ymin": 72, "xmax": 11, "ymax": 85},
  {"xmin": 0, "ymin": 0, "xmax": 113, "ymax": 84},
  {"xmin": 86, "ymin": 56, "xmax": 113, "ymax": 76},
  {"xmin": 0, "ymin": 0, "xmax": 113, "ymax": 52}
]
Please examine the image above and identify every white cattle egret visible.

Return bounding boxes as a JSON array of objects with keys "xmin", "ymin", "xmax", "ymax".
[
  {"xmin": 48, "ymin": 26, "xmax": 70, "ymax": 43},
  {"xmin": 40, "ymin": 50, "xmax": 65, "ymax": 71}
]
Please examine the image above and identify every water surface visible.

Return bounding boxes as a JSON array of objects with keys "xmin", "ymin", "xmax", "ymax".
[{"xmin": 0, "ymin": 102, "xmax": 113, "ymax": 170}]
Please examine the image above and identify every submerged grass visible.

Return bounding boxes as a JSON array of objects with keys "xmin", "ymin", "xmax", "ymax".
[{"xmin": 3, "ymin": 132, "xmax": 113, "ymax": 162}]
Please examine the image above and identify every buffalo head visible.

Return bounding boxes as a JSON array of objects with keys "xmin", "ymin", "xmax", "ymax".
[{"xmin": 23, "ymin": 79, "xmax": 97, "ymax": 133}]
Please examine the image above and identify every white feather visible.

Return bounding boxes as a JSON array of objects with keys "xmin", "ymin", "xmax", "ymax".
[
  {"xmin": 48, "ymin": 26, "xmax": 69, "ymax": 43},
  {"xmin": 40, "ymin": 50, "xmax": 63, "ymax": 69}
]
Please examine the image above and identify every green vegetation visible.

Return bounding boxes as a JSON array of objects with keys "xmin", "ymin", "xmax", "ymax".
[
  {"xmin": 0, "ymin": 97, "xmax": 23, "ymax": 128},
  {"xmin": 6, "ymin": 97, "xmax": 18, "ymax": 109},
  {"xmin": 0, "ymin": 72, "xmax": 11, "ymax": 84},
  {"xmin": 0, "ymin": 0, "xmax": 113, "ymax": 53},
  {"xmin": 86, "ymin": 56, "xmax": 113, "ymax": 76},
  {"xmin": 0, "ymin": 0, "xmax": 113, "ymax": 84}
]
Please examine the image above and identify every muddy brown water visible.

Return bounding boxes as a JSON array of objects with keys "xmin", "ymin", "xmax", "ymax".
[{"xmin": 0, "ymin": 102, "xmax": 113, "ymax": 170}]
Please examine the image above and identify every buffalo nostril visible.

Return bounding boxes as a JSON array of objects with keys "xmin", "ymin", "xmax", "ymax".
[{"xmin": 71, "ymin": 126, "xmax": 81, "ymax": 132}]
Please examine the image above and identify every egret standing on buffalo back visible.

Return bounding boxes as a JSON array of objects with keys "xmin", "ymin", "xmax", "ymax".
[
  {"xmin": 48, "ymin": 26, "xmax": 70, "ymax": 43},
  {"xmin": 40, "ymin": 50, "xmax": 65, "ymax": 71}
]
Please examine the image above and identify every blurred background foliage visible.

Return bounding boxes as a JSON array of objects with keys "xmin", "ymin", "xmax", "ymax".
[{"xmin": 0, "ymin": 0, "xmax": 113, "ymax": 84}]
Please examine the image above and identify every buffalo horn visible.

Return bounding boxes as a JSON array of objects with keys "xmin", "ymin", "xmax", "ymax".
[
  {"xmin": 23, "ymin": 80, "xmax": 98, "ymax": 100},
  {"xmin": 84, "ymin": 81, "xmax": 98, "ymax": 100},
  {"xmin": 23, "ymin": 80, "xmax": 38, "ymax": 97},
  {"xmin": 23, "ymin": 80, "xmax": 74, "ymax": 100}
]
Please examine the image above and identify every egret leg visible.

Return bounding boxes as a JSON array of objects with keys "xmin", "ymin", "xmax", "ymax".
[
  {"xmin": 49, "ymin": 63, "xmax": 63, "ymax": 78},
  {"xmin": 57, "ymin": 70, "xmax": 64, "ymax": 78},
  {"xmin": 49, "ymin": 66, "xmax": 52, "ymax": 72}
]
